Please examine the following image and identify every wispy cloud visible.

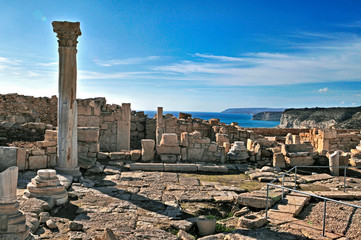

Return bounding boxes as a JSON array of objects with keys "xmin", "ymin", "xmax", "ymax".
[
  {"xmin": 318, "ymin": 87, "xmax": 329, "ymax": 93},
  {"xmin": 36, "ymin": 62, "xmax": 57, "ymax": 67},
  {"xmin": 94, "ymin": 56, "xmax": 161, "ymax": 67},
  {"xmin": 151, "ymin": 33, "xmax": 361, "ymax": 86}
]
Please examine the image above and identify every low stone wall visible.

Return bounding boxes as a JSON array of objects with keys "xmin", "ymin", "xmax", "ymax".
[
  {"xmin": 0, "ymin": 122, "xmax": 53, "ymax": 145},
  {"xmin": 246, "ymin": 128, "xmax": 309, "ymax": 136},
  {"xmin": 180, "ymin": 131, "xmax": 225, "ymax": 163},
  {"xmin": 0, "ymin": 128, "xmax": 100, "ymax": 171}
]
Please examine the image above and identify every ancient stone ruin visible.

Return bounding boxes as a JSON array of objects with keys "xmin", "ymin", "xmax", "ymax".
[{"xmin": 0, "ymin": 20, "xmax": 361, "ymax": 239}]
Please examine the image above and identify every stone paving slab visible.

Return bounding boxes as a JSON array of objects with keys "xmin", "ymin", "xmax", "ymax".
[
  {"xmin": 301, "ymin": 173, "xmax": 333, "ymax": 183},
  {"xmin": 312, "ymin": 191, "xmax": 361, "ymax": 200}
]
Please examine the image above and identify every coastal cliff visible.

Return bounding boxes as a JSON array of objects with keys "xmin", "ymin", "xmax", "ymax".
[
  {"xmin": 279, "ymin": 106, "xmax": 361, "ymax": 129},
  {"xmin": 252, "ymin": 111, "xmax": 283, "ymax": 121}
]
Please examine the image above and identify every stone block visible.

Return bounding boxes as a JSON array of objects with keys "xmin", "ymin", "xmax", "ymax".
[
  {"xmin": 36, "ymin": 141, "xmax": 56, "ymax": 148},
  {"xmin": 129, "ymin": 163, "xmax": 164, "ymax": 171},
  {"xmin": 110, "ymin": 152, "xmax": 130, "ymax": 160},
  {"xmin": 164, "ymin": 163, "xmax": 197, "ymax": 172},
  {"xmin": 141, "ymin": 139, "xmax": 155, "ymax": 162},
  {"xmin": 285, "ymin": 156, "xmax": 314, "ymax": 166},
  {"xmin": 208, "ymin": 142, "xmax": 217, "ymax": 152},
  {"xmin": 78, "ymin": 105, "xmax": 92, "ymax": 115},
  {"xmin": 197, "ymin": 164, "xmax": 228, "ymax": 173},
  {"xmin": 29, "ymin": 155, "xmax": 47, "ymax": 169},
  {"xmin": 187, "ymin": 148, "xmax": 204, "ymax": 161},
  {"xmin": 273, "ymin": 153, "xmax": 286, "ymax": 168},
  {"xmin": 31, "ymin": 149, "xmax": 45, "ymax": 156},
  {"xmin": 78, "ymin": 115, "xmax": 100, "ymax": 127},
  {"xmin": 180, "ymin": 132, "xmax": 189, "ymax": 147},
  {"xmin": 196, "ymin": 138, "xmax": 210, "ymax": 144},
  {"xmin": 160, "ymin": 154, "xmax": 178, "ymax": 163},
  {"xmin": 131, "ymin": 150, "xmax": 141, "ymax": 161},
  {"xmin": 78, "ymin": 127, "xmax": 99, "ymax": 143},
  {"xmin": 0, "ymin": 147, "xmax": 17, "ymax": 171},
  {"xmin": 323, "ymin": 129, "xmax": 337, "ymax": 139},
  {"xmin": 46, "ymin": 147, "xmax": 57, "ymax": 154},
  {"xmin": 17, "ymin": 148, "xmax": 27, "ymax": 171},
  {"xmin": 157, "ymin": 146, "xmax": 181, "ymax": 155},
  {"xmin": 160, "ymin": 133, "xmax": 179, "ymax": 147}
]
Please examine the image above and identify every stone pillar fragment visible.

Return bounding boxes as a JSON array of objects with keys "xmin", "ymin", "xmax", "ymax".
[
  {"xmin": 292, "ymin": 135, "xmax": 300, "ymax": 144},
  {"xmin": 53, "ymin": 21, "xmax": 82, "ymax": 177},
  {"xmin": 117, "ymin": 103, "xmax": 131, "ymax": 151},
  {"xmin": 0, "ymin": 167, "xmax": 30, "ymax": 239},
  {"xmin": 285, "ymin": 133, "xmax": 292, "ymax": 144},
  {"xmin": 141, "ymin": 139, "xmax": 155, "ymax": 162},
  {"xmin": 156, "ymin": 107, "xmax": 164, "ymax": 146},
  {"xmin": 328, "ymin": 150, "xmax": 340, "ymax": 176}
]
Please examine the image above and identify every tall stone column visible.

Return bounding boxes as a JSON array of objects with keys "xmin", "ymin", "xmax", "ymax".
[
  {"xmin": 117, "ymin": 103, "xmax": 131, "ymax": 151},
  {"xmin": 52, "ymin": 21, "xmax": 82, "ymax": 177},
  {"xmin": 156, "ymin": 107, "xmax": 164, "ymax": 146},
  {"xmin": 0, "ymin": 167, "xmax": 30, "ymax": 239}
]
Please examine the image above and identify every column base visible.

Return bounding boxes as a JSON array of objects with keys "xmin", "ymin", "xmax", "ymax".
[{"xmin": 55, "ymin": 167, "xmax": 82, "ymax": 178}]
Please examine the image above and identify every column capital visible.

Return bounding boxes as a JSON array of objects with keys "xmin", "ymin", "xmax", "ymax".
[{"xmin": 52, "ymin": 21, "xmax": 81, "ymax": 48}]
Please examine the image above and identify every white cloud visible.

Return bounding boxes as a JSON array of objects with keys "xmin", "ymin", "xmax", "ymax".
[
  {"xmin": 341, "ymin": 101, "xmax": 345, "ymax": 104},
  {"xmin": 151, "ymin": 33, "xmax": 361, "ymax": 86},
  {"xmin": 94, "ymin": 56, "xmax": 161, "ymax": 67},
  {"xmin": 318, "ymin": 88, "xmax": 329, "ymax": 93}
]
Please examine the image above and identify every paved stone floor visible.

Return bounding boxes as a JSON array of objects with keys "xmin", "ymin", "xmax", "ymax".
[{"xmin": 15, "ymin": 170, "xmax": 361, "ymax": 239}]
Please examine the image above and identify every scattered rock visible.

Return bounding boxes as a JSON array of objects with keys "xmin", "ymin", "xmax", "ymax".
[
  {"xmin": 69, "ymin": 221, "xmax": 84, "ymax": 231},
  {"xmin": 177, "ymin": 229, "xmax": 195, "ymax": 240},
  {"xmin": 46, "ymin": 219, "xmax": 57, "ymax": 229},
  {"xmin": 39, "ymin": 212, "xmax": 50, "ymax": 224}
]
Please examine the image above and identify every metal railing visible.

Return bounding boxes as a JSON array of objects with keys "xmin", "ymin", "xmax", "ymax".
[{"xmin": 265, "ymin": 165, "xmax": 361, "ymax": 237}]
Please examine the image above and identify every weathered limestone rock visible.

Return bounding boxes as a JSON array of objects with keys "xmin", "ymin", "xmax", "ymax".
[
  {"xmin": 327, "ymin": 150, "xmax": 339, "ymax": 176},
  {"xmin": 350, "ymin": 141, "xmax": 361, "ymax": 167},
  {"xmin": 156, "ymin": 107, "xmax": 164, "ymax": 146},
  {"xmin": 25, "ymin": 169, "xmax": 68, "ymax": 206},
  {"xmin": 53, "ymin": 21, "xmax": 82, "ymax": 177},
  {"xmin": 141, "ymin": 139, "xmax": 155, "ymax": 161},
  {"xmin": 216, "ymin": 133, "xmax": 229, "ymax": 147},
  {"xmin": 292, "ymin": 135, "xmax": 300, "ymax": 144},
  {"xmin": 273, "ymin": 152, "xmax": 286, "ymax": 168},
  {"xmin": 157, "ymin": 133, "xmax": 181, "ymax": 157},
  {"xmin": 0, "ymin": 147, "xmax": 18, "ymax": 172},
  {"xmin": 282, "ymin": 143, "xmax": 314, "ymax": 167},
  {"xmin": 285, "ymin": 133, "xmax": 293, "ymax": 144},
  {"xmin": 227, "ymin": 141, "xmax": 248, "ymax": 162},
  {"xmin": 117, "ymin": 103, "xmax": 131, "ymax": 151},
  {"xmin": 237, "ymin": 214, "xmax": 268, "ymax": 229},
  {"xmin": 0, "ymin": 167, "xmax": 31, "ymax": 240}
]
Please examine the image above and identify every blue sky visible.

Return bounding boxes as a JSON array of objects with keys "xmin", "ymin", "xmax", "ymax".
[{"xmin": 0, "ymin": 0, "xmax": 361, "ymax": 111}]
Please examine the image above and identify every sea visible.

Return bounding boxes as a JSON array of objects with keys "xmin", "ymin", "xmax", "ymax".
[{"xmin": 143, "ymin": 111, "xmax": 280, "ymax": 128}]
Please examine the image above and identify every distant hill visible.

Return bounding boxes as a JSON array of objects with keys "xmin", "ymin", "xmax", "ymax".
[
  {"xmin": 252, "ymin": 111, "xmax": 283, "ymax": 121},
  {"xmin": 222, "ymin": 108, "xmax": 285, "ymax": 115},
  {"xmin": 279, "ymin": 106, "xmax": 361, "ymax": 129}
]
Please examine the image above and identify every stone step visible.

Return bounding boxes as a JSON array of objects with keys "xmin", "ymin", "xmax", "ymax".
[
  {"xmin": 236, "ymin": 191, "xmax": 283, "ymax": 209},
  {"xmin": 128, "ymin": 163, "xmax": 244, "ymax": 173},
  {"xmin": 270, "ymin": 192, "xmax": 311, "ymax": 217}
]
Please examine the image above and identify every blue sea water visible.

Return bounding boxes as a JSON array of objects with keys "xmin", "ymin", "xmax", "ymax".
[{"xmin": 143, "ymin": 111, "xmax": 279, "ymax": 128}]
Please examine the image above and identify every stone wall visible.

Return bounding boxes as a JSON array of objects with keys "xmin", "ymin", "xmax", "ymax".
[
  {"xmin": 0, "ymin": 128, "xmax": 100, "ymax": 171},
  {"xmin": 246, "ymin": 128, "xmax": 309, "ymax": 136},
  {"xmin": 130, "ymin": 111, "xmax": 147, "ymax": 149},
  {"xmin": 0, "ymin": 94, "xmax": 58, "ymax": 125},
  {"xmin": 300, "ymin": 129, "xmax": 361, "ymax": 153}
]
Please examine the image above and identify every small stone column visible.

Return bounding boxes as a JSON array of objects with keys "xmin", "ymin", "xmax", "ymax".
[
  {"xmin": 328, "ymin": 150, "xmax": 340, "ymax": 176},
  {"xmin": 0, "ymin": 167, "xmax": 30, "ymax": 239},
  {"xmin": 141, "ymin": 139, "xmax": 155, "ymax": 162},
  {"xmin": 156, "ymin": 107, "xmax": 164, "ymax": 146},
  {"xmin": 117, "ymin": 103, "xmax": 131, "ymax": 151},
  {"xmin": 285, "ymin": 133, "xmax": 292, "ymax": 144},
  {"xmin": 53, "ymin": 21, "xmax": 82, "ymax": 177}
]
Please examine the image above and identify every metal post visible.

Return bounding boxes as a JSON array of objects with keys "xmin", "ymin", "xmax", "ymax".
[
  {"xmin": 265, "ymin": 184, "xmax": 269, "ymax": 219},
  {"xmin": 344, "ymin": 167, "xmax": 347, "ymax": 193},
  {"xmin": 282, "ymin": 175, "xmax": 285, "ymax": 200},
  {"xmin": 294, "ymin": 166, "xmax": 297, "ymax": 189},
  {"xmin": 322, "ymin": 199, "xmax": 327, "ymax": 237}
]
